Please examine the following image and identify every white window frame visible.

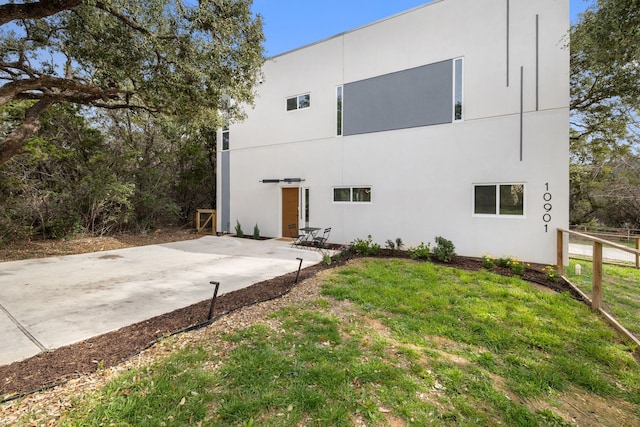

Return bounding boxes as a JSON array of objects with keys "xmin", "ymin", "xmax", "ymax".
[
  {"xmin": 286, "ymin": 93, "xmax": 311, "ymax": 111},
  {"xmin": 222, "ymin": 125, "xmax": 229, "ymax": 151},
  {"xmin": 300, "ymin": 187, "xmax": 310, "ymax": 227},
  {"xmin": 472, "ymin": 183, "xmax": 526, "ymax": 217},
  {"xmin": 336, "ymin": 85, "xmax": 343, "ymax": 136},
  {"xmin": 453, "ymin": 57, "xmax": 464, "ymax": 122},
  {"xmin": 333, "ymin": 186, "xmax": 372, "ymax": 204}
]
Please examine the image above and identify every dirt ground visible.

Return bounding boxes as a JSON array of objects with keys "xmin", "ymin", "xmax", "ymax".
[
  {"xmin": 0, "ymin": 229, "xmax": 575, "ymax": 401},
  {"xmin": 0, "ymin": 227, "xmax": 201, "ymax": 263}
]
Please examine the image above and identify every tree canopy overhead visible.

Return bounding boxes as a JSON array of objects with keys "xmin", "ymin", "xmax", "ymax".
[
  {"xmin": 0, "ymin": 0, "xmax": 265, "ymax": 163},
  {"xmin": 569, "ymin": 0, "xmax": 640, "ymax": 226},
  {"xmin": 570, "ymin": 0, "xmax": 640, "ymax": 156}
]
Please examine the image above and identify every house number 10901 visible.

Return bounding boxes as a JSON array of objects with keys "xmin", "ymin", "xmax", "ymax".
[{"xmin": 543, "ymin": 183, "xmax": 552, "ymax": 232}]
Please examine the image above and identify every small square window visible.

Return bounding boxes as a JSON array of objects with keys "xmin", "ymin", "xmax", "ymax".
[
  {"xmin": 286, "ymin": 94, "xmax": 311, "ymax": 111},
  {"xmin": 333, "ymin": 188, "xmax": 350, "ymax": 202},
  {"xmin": 499, "ymin": 184, "xmax": 524, "ymax": 215},
  {"xmin": 352, "ymin": 187, "xmax": 371, "ymax": 202},
  {"xmin": 286, "ymin": 97, "xmax": 298, "ymax": 111},
  {"xmin": 474, "ymin": 185, "xmax": 496, "ymax": 215},
  {"xmin": 298, "ymin": 94, "xmax": 310, "ymax": 109},
  {"xmin": 474, "ymin": 184, "xmax": 524, "ymax": 216},
  {"xmin": 333, "ymin": 186, "xmax": 372, "ymax": 203}
]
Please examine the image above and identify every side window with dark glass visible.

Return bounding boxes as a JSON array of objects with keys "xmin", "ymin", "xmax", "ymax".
[{"xmin": 222, "ymin": 126, "xmax": 229, "ymax": 150}]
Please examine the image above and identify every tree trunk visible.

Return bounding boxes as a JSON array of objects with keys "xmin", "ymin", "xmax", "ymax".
[{"xmin": 0, "ymin": 98, "xmax": 55, "ymax": 164}]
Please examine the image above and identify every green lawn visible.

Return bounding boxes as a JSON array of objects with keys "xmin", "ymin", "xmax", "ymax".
[
  {"xmin": 564, "ymin": 259, "xmax": 640, "ymax": 338},
  {"xmin": 19, "ymin": 259, "xmax": 640, "ymax": 426}
]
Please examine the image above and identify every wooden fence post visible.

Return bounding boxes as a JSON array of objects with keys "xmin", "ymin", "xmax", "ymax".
[
  {"xmin": 592, "ymin": 241, "xmax": 603, "ymax": 311},
  {"xmin": 556, "ymin": 229, "xmax": 564, "ymax": 275}
]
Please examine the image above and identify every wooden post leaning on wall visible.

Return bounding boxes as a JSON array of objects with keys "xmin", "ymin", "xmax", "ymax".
[
  {"xmin": 556, "ymin": 229, "xmax": 564, "ymax": 275},
  {"xmin": 592, "ymin": 241, "xmax": 603, "ymax": 311}
]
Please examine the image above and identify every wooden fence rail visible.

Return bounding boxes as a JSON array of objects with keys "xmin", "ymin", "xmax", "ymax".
[
  {"xmin": 557, "ymin": 228, "xmax": 640, "ymax": 310},
  {"xmin": 568, "ymin": 228, "xmax": 640, "ymax": 268},
  {"xmin": 556, "ymin": 228, "xmax": 640, "ymax": 352},
  {"xmin": 569, "ymin": 224, "xmax": 640, "ymax": 238}
]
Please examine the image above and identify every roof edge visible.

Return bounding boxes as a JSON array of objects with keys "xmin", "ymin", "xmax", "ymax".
[{"xmin": 267, "ymin": 0, "xmax": 445, "ymax": 60}]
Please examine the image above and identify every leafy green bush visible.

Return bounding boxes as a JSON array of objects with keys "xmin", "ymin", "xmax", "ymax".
[
  {"xmin": 482, "ymin": 255, "xmax": 495, "ymax": 269},
  {"xmin": 508, "ymin": 259, "xmax": 526, "ymax": 276},
  {"xmin": 352, "ymin": 235, "xmax": 380, "ymax": 255},
  {"xmin": 496, "ymin": 257, "xmax": 511, "ymax": 268},
  {"xmin": 407, "ymin": 242, "xmax": 430, "ymax": 260},
  {"xmin": 235, "ymin": 220, "xmax": 243, "ymax": 237},
  {"xmin": 433, "ymin": 236, "xmax": 456, "ymax": 263},
  {"xmin": 494, "ymin": 255, "xmax": 528, "ymax": 276},
  {"xmin": 252, "ymin": 223, "xmax": 260, "ymax": 239}
]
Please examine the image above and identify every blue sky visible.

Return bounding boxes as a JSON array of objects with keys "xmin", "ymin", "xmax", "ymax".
[{"xmin": 252, "ymin": 0, "xmax": 591, "ymax": 57}]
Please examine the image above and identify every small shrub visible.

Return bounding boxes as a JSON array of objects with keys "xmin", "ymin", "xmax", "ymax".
[
  {"xmin": 433, "ymin": 236, "xmax": 456, "ymax": 263},
  {"xmin": 496, "ymin": 257, "xmax": 511, "ymax": 268},
  {"xmin": 352, "ymin": 235, "xmax": 381, "ymax": 256},
  {"xmin": 253, "ymin": 223, "xmax": 260, "ymax": 239},
  {"xmin": 509, "ymin": 260, "xmax": 526, "ymax": 276},
  {"xmin": 235, "ymin": 220, "xmax": 244, "ymax": 237},
  {"xmin": 385, "ymin": 237, "xmax": 404, "ymax": 252},
  {"xmin": 322, "ymin": 254, "xmax": 332, "ymax": 266},
  {"xmin": 482, "ymin": 255, "xmax": 495, "ymax": 269},
  {"xmin": 335, "ymin": 244, "xmax": 355, "ymax": 260},
  {"xmin": 505, "ymin": 257, "xmax": 529, "ymax": 276},
  {"xmin": 395, "ymin": 238, "xmax": 404, "ymax": 250},
  {"xmin": 495, "ymin": 255, "xmax": 529, "ymax": 276},
  {"xmin": 408, "ymin": 242, "xmax": 430, "ymax": 260},
  {"xmin": 542, "ymin": 265, "xmax": 560, "ymax": 282}
]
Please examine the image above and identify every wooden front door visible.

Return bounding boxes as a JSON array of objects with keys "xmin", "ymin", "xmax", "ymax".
[{"xmin": 282, "ymin": 188, "xmax": 299, "ymax": 237}]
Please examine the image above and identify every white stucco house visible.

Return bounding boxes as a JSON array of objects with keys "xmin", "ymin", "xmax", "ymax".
[{"xmin": 217, "ymin": 0, "xmax": 569, "ymax": 264}]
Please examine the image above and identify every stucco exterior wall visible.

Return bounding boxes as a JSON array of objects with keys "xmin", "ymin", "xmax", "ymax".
[{"xmin": 217, "ymin": 0, "xmax": 569, "ymax": 264}]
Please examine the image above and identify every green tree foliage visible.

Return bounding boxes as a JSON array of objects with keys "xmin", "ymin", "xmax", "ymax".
[
  {"xmin": 0, "ymin": 104, "xmax": 220, "ymax": 242},
  {"xmin": 1, "ymin": 104, "xmax": 133, "ymax": 240},
  {"xmin": 570, "ymin": 0, "xmax": 640, "ymax": 227},
  {"xmin": 571, "ymin": 155, "xmax": 640, "ymax": 227},
  {"xmin": 570, "ymin": 0, "xmax": 640, "ymax": 151},
  {"xmin": 102, "ymin": 110, "xmax": 218, "ymax": 229},
  {"xmin": 0, "ymin": 0, "xmax": 264, "ymax": 163}
]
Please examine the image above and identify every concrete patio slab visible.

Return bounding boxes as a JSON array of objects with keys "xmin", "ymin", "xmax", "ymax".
[{"xmin": 0, "ymin": 236, "xmax": 322, "ymax": 366}]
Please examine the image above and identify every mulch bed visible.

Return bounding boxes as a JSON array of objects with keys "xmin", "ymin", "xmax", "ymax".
[{"xmin": 0, "ymin": 253, "xmax": 577, "ymax": 401}]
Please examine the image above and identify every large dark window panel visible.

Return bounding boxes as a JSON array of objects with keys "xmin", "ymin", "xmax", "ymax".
[{"xmin": 343, "ymin": 60, "xmax": 453, "ymax": 136}]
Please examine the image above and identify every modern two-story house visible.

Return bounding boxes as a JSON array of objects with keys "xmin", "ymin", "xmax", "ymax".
[{"xmin": 217, "ymin": 0, "xmax": 569, "ymax": 264}]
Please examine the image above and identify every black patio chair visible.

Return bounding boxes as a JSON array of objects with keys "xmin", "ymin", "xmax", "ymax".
[
  {"xmin": 313, "ymin": 227, "xmax": 331, "ymax": 249},
  {"xmin": 288, "ymin": 224, "xmax": 305, "ymax": 248}
]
